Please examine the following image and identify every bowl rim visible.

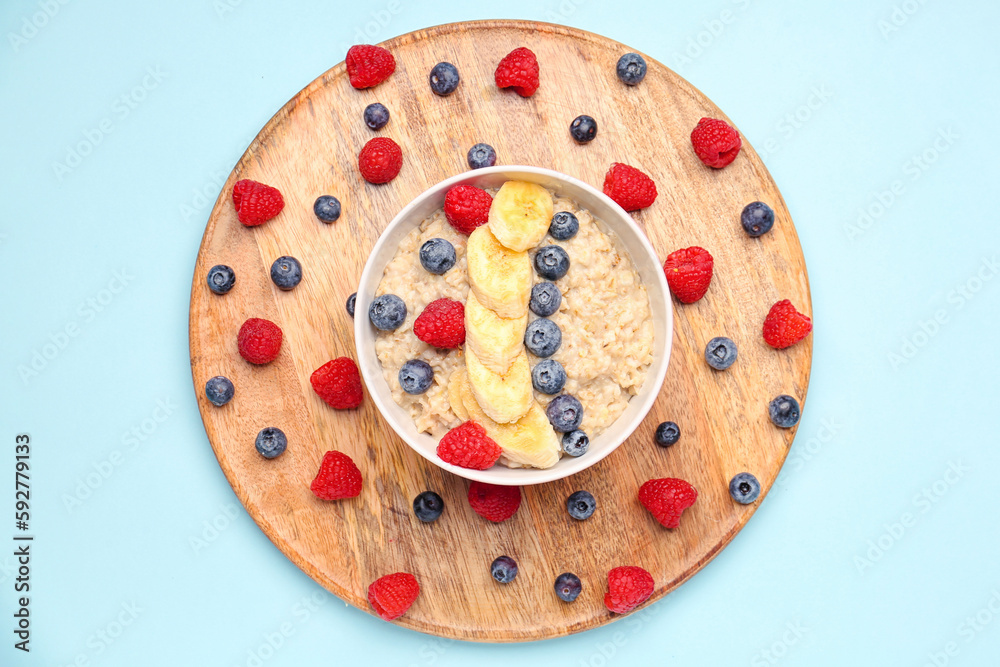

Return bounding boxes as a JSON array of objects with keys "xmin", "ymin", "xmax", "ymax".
[{"xmin": 355, "ymin": 165, "xmax": 672, "ymax": 486}]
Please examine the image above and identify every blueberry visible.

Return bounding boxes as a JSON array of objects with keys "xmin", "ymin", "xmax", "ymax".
[
  {"xmin": 419, "ymin": 238, "xmax": 456, "ymax": 275},
  {"xmin": 562, "ymin": 430, "xmax": 589, "ymax": 457},
  {"xmin": 346, "ymin": 292, "xmax": 357, "ymax": 318},
  {"xmin": 548, "ymin": 211, "xmax": 579, "ymax": 241},
  {"xmin": 525, "ymin": 318, "xmax": 562, "ymax": 357},
  {"xmin": 566, "ymin": 490, "xmax": 596, "ymax": 520},
  {"xmin": 369, "ymin": 294, "xmax": 407, "ymax": 331},
  {"xmin": 491, "ymin": 556, "xmax": 518, "ymax": 584},
  {"xmin": 705, "ymin": 336, "xmax": 738, "ymax": 370},
  {"xmin": 313, "ymin": 195, "xmax": 342, "ymax": 222},
  {"xmin": 413, "ymin": 491, "xmax": 444, "ymax": 522},
  {"xmin": 554, "ymin": 572, "xmax": 582, "ymax": 602},
  {"xmin": 205, "ymin": 375, "xmax": 234, "ymax": 406},
  {"xmin": 768, "ymin": 395, "xmax": 801, "ymax": 428},
  {"xmin": 616, "ymin": 52, "xmax": 647, "ymax": 86},
  {"xmin": 654, "ymin": 421, "xmax": 680, "ymax": 447},
  {"xmin": 546, "ymin": 394, "xmax": 583, "ymax": 433},
  {"xmin": 429, "ymin": 62, "xmax": 460, "ymax": 96},
  {"xmin": 741, "ymin": 202, "xmax": 775, "ymax": 237},
  {"xmin": 399, "ymin": 359, "xmax": 434, "ymax": 394},
  {"xmin": 255, "ymin": 427, "xmax": 287, "ymax": 459},
  {"xmin": 467, "ymin": 143, "xmax": 497, "ymax": 169},
  {"xmin": 569, "ymin": 115, "xmax": 597, "ymax": 143},
  {"xmin": 534, "ymin": 245, "xmax": 570, "ymax": 280},
  {"xmin": 270, "ymin": 256, "xmax": 302, "ymax": 290},
  {"xmin": 532, "ymin": 359, "xmax": 567, "ymax": 394},
  {"xmin": 363, "ymin": 103, "xmax": 390, "ymax": 130},
  {"xmin": 529, "ymin": 282, "xmax": 562, "ymax": 317},
  {"xmin": 729, "ymin": 472, "xmax": 761, "ymax": 504},
  {"xmin": 207, "ymin": 264, "xmax": 235, "ymax": 294}
]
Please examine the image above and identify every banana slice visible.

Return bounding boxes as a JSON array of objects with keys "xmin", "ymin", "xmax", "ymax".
[
  {"xmin": 467, "ymin": 226, "xmax": 531, "ymax": 319},
  {"xmin": 488, "ymin": 181, "xmax": 554, "ymax": 252},
  {"xmin": 451, "ymin": 371, "xmax": 560, "ymax": 469},
  {"xmin": 465, "ymin": 291, "xmax": 528, "ymax": 375},
  {"xmin": 466, "ymin": 346, "xmax": 532, "ymax": 424}
]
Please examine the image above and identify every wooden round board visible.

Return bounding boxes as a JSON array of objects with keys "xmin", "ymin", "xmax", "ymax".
[{"xmin": 189, "ymin": 20, "xmax": 812, "ymax": 642}]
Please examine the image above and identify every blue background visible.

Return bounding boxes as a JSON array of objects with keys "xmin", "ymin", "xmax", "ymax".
[{"xmin": 2, "ymin": 0, "xmax": 999, "ymax": 665}]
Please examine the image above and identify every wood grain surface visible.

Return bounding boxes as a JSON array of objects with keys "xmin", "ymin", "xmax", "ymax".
[{"xmin": 189, "ymin": 20, "xmax": 812, "ymax": 642}]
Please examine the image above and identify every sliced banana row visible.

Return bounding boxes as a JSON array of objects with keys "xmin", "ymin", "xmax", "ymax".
[{"xmin": 460, "ymin": 181, "xmax": 560, "ymax": 468}]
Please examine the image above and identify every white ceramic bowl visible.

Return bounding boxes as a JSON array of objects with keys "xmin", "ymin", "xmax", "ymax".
[{"xmin": 355, "ymin": 166, "xmax": 672, "ymax": 486}]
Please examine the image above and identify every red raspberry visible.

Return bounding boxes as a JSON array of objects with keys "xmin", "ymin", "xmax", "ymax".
[
  {"xmin": 310, "ymin": 451, "xmax": 362, "ymax": 500},
  {"xmin": 690, "ymin": 117, "xmax": 742, "ymax": 168},
  {"xmin": 602, "ymin": 163, "xmax": 657, "ymax": 212},
  {"xmin": 367, "ymin": 572, "xmax": 419, "ymax": 621},
  {"xmin": 413, "ymin": 298, "xmax": 465, "ymax": 348},
  {"xmin": 345, "ymin": 44, "xmax": 395, "ymax": 89},
  {"xmin": 763, "ymin": 299, "xmax": 813, "ymax": 349},
  {"xmin": 467, "ymin": 481, "xmax": 521, "ymax": 523},
  {"xmin": 604, "ymin": 566, "xmax": 654, "ymax": 614},
  {"xmin": 494, "ymin": 47, "xmax": 539, "ymax": 97},
  {"xmin": 443, "ymin": 185, "xmax": 492, "ymax": 235},
  {"xmin": 638, "ymin": 478, "xmax": 698, "ymax": 529},
  {"xmin": 437, "ymin": 421, "xmax": 502, "ymax": 470},
  {"xmin": 663, "ymin": 246, "xmax": 714, "ymax": 304},
  {"xmin": 310, "ymin": 358, "xmax": 364, "ymax": 409},
  {"xmin": 232, "ymin": 179, "xmax": 284, "ymax": 226},
  {"xmin": 358, "ymin": 137, "xmax": 402, "ymax": 184},
  {"xmin": 237, "ymin": 317, "xmax": 282, "ymax": 364}
]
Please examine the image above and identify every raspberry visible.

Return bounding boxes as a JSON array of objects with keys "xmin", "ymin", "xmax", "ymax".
[
  {"xmin": 443, "ymin": 185, "xmax": 492, "ymax": 235},
  {"xmin": 413, "ymin": 298, "xmax": 465, "ymax": 348},
  {"xmin": 345, "ymin": 44, "xmax": 395, "ymax": 89},
  {"xmin": 638, "ymin": 478, "xmax": 698, "ymax": 529},
  {"xmin": 367, "ymin": 572, "xmax": 419, "ymax": 621},
  {"xmin": 358, "ymin": 137, "xmax": 402, "ymax": 184},
  {"xmin": 663, "ymin": 246, "xmax": 714, "ymax": 304},
  {"xmin": 310, "ymin": 358, "xmax": 364, "ymax": 409},
  {"xmin": 763, "ymin": 299, "xmax": 813, "ymax": 349},
  {"xmin": 467, "ymin": 481, "xmax": 521, "ymax": 523},
  {"xmin": 494, "ymin": 47, "xmax": 539, "ymax": 97},
  {"xmin": 237, "ymin": 317, "xmax": 282, "ymax": 364},
  {"xmin": 437, "ymin": 421, "xmax": 502, "ymax": 470},
  {"xmin": 310, "ymin": 451, "xmax": 362, "ymax": 500},
  {"xmin": 690, "ymin": 117, "xmax": 742, "ymax": 168},
  {"xmin": 604, "ymin": 566, "xmax": 654, "ymax": 614},
  {"xmin": 602, "ymin": 163, "xmax": 657, "ymax": 212},
  {"xmin": 232, "ymin": 179, "xmax": 284, "ymax": 226}
]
